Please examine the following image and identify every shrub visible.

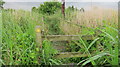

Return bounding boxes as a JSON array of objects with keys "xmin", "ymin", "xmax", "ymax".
[{"xmin": 38, "ymin": 2, "xmax": 61, "ymax": 15}]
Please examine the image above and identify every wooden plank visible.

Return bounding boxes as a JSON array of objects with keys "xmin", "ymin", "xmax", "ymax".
[
  {"xmin": 42, "ymin": 35, "xmax": 94, "ymax": 41},
  {"xmin": 54, "ymin": 52, "xmax": 88, "ymax": 59}
]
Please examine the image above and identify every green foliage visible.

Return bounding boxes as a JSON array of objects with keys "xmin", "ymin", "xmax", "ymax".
[
  {"xmin": 31, "ymin": 2, "xmax": 63, "ymax": 35},
  {"xmin": 38, "ymin": 2, "xmax": 61, "ymax": 15},
  {"xmin": 67, "ymin": 6, "xmax": 75, "ymax": 11},
  {"xmin": 1, "ymin": 4, "xmax": 118, "ymax": 66},
  {"xmin": 0, "ymin": 0, "xmax": 5, "ymax": 9},
  {"xmin": 32, "ymin": 7, "xmax": 38, "ymax": 12},
  {"xmin": 44, "ymin": 14, "xmax": 64, "ymax": 35},
  {"xmin": 77, "ymin": 25, "xmax": 118, "ymax": 66},
  {"xmin": 2, "ymin": 10, "xmax": 38, "ymax": 65},
  {"xmin": 41, "ymin": 40, "xmax": 58, "ymax": 65},
  {"xmin": 97, "ymin": 25, "xmax": 118, "ymax": 65}
]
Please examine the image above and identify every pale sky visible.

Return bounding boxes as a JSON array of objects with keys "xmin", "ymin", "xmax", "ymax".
[
  {"xmin": 3, "ymin": 0, "xmax": 118, "ymax": 11},
  {"xmin": 3, "ymin": 0, "xmax": 120, "ymax": 2}
]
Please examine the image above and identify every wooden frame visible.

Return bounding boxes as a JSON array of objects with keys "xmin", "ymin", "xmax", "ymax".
[{"xmin": 35, "ymin": 25, "xmax": 100, "ymax": 59}]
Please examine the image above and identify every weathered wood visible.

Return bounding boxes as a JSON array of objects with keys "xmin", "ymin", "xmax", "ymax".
[
  {"xmin": 35, "ymin": 26, "xmax": 42, "ymax": 64},
  {"xmin": 54, "ymin": 52, "xmax": 88, "ymax": 59},
  {"xmin": 35, "ymin": 26, "xmax": 42, "ymax": 48},
  {"xmin": 35, "ymin": 25, "xmax": 101, "ymax": 60},
  {"xmin": 61, "ymin": 0, "xmax": 65, "ymax": 18},
  {"xmin": 42, "ymin": 35, "xmax": 94, "ymax": 41}
]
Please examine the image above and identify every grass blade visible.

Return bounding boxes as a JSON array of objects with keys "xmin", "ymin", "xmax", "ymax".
[
  {"xmin": 87, "ymin": 38, "xmax": 99, "ymax": 50},
  {"xmin": 82, "ymin": 52, "xmax": 110, "ymax": 66},
  {"xmin": 49, "ymin": 59, "xmax": 60, "ymax": 65}
]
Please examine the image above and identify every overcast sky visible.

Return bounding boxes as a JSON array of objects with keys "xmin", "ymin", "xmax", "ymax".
[
  {"xmin": 3, "ymin": 0, "xmax": 119, "ymax": 11},
  {"xmin": 3, "ymin": 0, "xmax": 120, "ymax": 2}
]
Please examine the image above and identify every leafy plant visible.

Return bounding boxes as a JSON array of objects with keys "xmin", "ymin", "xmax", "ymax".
[{"xmin": 38, "ymin": 2, "xmax": 61, "ymax": 15}]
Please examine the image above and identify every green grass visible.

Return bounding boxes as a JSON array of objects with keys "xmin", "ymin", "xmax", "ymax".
[
  {"xmin": 2, "ymin": 10, "xmax": 38, "ymax": 65},
  {"xmin": 1, "ymin": 8, "xmax": 119, "ymax": 66},
  {"xmin": 41, "ymin": 40, "xmax": 58, "ymax": 65},
  {"xmin": 77, "ymin": 25, "xmax": 118, "ymax": 66},
  {"xmin": 0, "ymin": 9, "xmax": 4, "ymax": 66}
]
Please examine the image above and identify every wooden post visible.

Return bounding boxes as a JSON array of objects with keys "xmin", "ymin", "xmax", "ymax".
[
  {"xmin": 62, "ymin": 0, "xmax": 65, "ymax": 18},
  {"xmin": 42, "ymin": 17, "xmax": 44, "ymax": 35},
  {"xmin": 35, "ymin": 26, "xmax": 42, "ymax": 49},
  {"xmin": 35, "ymin": 26, "xmax": 42, "ymax": 63}
]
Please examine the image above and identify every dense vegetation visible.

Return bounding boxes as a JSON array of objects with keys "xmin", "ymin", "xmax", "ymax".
[{"xmin": 1, "ymin": 2, "xmax": 119, "ymax": 66}]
